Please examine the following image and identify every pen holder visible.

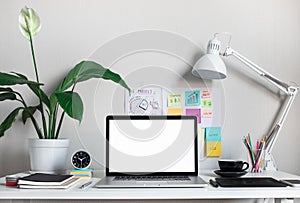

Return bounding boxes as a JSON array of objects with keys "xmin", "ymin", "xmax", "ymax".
[
  {"xmin": 247, "ymin": 149, "xmax": 265, "ymax": 173},
  {"xmin": 243, "ymin": 134, "xmax": 266, "ymax": 173}
]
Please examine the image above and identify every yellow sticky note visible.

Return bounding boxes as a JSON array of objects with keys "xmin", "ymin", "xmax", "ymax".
[
  {"xmin": 206, "ymin": 141, "xmax": 222, "ymax": 157},
  {"xmin": 167, "ymin": 108, "xmax": 182, "ymax": 115}
]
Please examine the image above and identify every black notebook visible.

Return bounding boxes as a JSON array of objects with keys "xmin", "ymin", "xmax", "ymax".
[
  {"xmin": 216, "ymin": 177, "xmax": 289, "ymax": 187},
  {"xmin": 18, "ymin": 173, "xmax": 74, "ymax": 186}
]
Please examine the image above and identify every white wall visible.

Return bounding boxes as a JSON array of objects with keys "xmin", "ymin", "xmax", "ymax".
[{"xmin": 0, "ymin": 0, "xmax": 299, "ymax": 177}]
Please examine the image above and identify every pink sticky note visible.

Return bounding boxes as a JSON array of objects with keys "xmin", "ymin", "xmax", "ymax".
[
  {"xmin": 201, "ymin": 90, "xmax": 211, "ymax": 99},
  {"xmin": 202, "ymin": 110, "xmax": 213, "ymax": 118},
  {"xmin": 186, "ymin": 108, "xmax": 201, "ymax": 123}
]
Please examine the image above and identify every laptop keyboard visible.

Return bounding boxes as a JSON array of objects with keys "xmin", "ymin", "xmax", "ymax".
[{"xmin": 113, "ymin": 176, "xmax": 191, "ymax": 181}]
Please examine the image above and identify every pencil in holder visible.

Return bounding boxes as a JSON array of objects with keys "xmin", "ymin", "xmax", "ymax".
[
  {"xmin": 250, "ymin": 149, "xmax": 265, "ymax": 173},
  {"xmin": 242, "ymin": 134, "xmax": 266, "ymax": 173}
]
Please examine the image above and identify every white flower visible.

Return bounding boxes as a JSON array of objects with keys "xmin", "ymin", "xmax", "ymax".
[{"xmin": 19, "ymin": 6, "xmax": 41, "ymax": 39}]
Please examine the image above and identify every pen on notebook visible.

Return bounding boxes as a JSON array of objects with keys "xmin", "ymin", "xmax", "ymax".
[
  {"xmin": 80, "ymin": 181, "xmax": 93, "ymax": 189},
  {"xmin": 209, "ymin": 179, "xmax": 219, "ymax": 188}
]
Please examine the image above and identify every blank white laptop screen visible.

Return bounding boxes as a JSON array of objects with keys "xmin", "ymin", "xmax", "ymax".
[{"xmin": 107, "ymin": 116, "xmax": 196, "ymax": 174}]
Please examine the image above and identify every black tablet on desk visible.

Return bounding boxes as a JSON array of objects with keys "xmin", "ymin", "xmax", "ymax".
[
  {"xmin": 280, "ymin": 179, "xmax": 300, "ymax": 187},
  {"xmin": 215, "ymin": 177, "xmax": 289, "ymax": 187}
]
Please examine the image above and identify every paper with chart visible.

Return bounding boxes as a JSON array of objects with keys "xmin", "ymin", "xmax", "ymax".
[{"xmin": 126, "ymin": 87, "xmax": 162, "ymax": 115}]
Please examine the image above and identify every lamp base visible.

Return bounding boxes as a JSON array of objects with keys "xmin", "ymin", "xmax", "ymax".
[{"xmin": 263, "ymin": 152, "xmax": 278, "ymax": 171}]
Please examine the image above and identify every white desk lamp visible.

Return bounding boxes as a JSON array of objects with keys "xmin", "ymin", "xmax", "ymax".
[{"xmin": 192, "ymin": 33, "xmax": 299, "ymax": 170}]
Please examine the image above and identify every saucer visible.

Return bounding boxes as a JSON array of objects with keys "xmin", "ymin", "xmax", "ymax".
[{"xmin": 214, "ymin": 170, "xmax": 247, "ymax": 177}]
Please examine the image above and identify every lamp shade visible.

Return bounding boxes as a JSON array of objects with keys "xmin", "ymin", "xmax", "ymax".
[{"xmin": 192, "ymin": 54, "xmax": 227, "ymax": 80}]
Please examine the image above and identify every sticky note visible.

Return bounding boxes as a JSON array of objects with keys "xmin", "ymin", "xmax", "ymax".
[
  {"xmin": 202, "ymin": 110, "xmax": 213, "ymax": 118},
  {"xmin": 198, "ymin": 127, "xmax": 205, "ymax": 157},
  {"xmin": 186, "ymin": 108, "xmax": 201, "ymax": 123},
  {"xmin": 167, "ymin": 108, "xmax": 182, "ymax": 115},
  {"xmin": 167, "ymin": 93, "xmax": 182, "ymax": 107},
  {"xmin": 185, "ymin": 90, "xmax": 201, "ymax": 106},
  {"xmin": 202, "ymin": 100, "xmax": 212, "ymax": 108},
  {"xmin": 205, "ymin": 127, "xmax": 221, "ymax": 142},
  {"xmin": 198, "ymin": 127, "xmax": 205, "ymax": 143},
  {"xmin": 206, "ymin": 141, "xmax": 222, "ymax": 157},
  {"xmin": 201, "ymin": 90, "xmax": 211, "ymax": 98}
]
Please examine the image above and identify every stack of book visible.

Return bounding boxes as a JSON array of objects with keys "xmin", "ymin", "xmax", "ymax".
[
  {"xmin": 18, "ymin": 173, "xmax": 80, "ymax": 189},
  {"xmin": 70, "ymin": 168, "xmax": 93, "ymax": 178}
]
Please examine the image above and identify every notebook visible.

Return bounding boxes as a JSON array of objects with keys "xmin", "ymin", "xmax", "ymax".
[
  {"xmin": 95, "ymin": 115, "xmax": 207, "ymax": 188},
  {"xmin": 18, "ymin": 173, "xmax": 80, "ymax": 189},
  {"xmin": 18, "ymin": 173, "xmax": 74, "ymax": 185}
]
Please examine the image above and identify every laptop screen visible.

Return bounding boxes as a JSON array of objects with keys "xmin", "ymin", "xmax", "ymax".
[{"xmin": 106, "ymin": 115, "xmax": 198, "ymax": 176}]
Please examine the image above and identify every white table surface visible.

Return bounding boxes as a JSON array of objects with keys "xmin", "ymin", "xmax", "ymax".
[{"xmin": 0, "ymin": 170, "xmax": 300, "ymax": 200}]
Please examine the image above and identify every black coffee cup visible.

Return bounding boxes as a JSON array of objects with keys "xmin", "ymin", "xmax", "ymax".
[{"xmin": 218, "ymin": 159, "xmax": 249, "ymax": 172}]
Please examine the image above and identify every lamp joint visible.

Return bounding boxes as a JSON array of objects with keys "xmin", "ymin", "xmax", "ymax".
[
  {"xmin": 288, "ymin": 86, "xmax": 299, "ymax": 96},
  {"xmin": 223, "ymin": 47, "xmax": 234, "ymax": 57}
]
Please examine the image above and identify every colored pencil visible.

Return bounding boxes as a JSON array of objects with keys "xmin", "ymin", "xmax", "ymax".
[{"xmin": 242, "ymin": 134, "xmax": 266, "ymax": 173}]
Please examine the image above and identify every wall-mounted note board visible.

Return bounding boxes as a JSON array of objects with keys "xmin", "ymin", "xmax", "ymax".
[{"xmin": 125, "ymin": 87, "xmax": 223, "ymax": 157}]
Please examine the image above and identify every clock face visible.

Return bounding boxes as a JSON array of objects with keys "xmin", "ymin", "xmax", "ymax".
[{"xmin": 71, "ymin": 150, "xmax": 91, "ymax": 169}]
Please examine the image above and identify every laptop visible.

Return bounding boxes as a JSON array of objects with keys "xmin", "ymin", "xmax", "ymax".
[{"xmin": 95, "ymin": 115, "xmax": 207, "ymax": 188}]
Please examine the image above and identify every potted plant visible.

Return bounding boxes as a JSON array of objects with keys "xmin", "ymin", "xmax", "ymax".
[{"xmin": 0, "ymin": 7, "xmax": 130, "ymax": 173}]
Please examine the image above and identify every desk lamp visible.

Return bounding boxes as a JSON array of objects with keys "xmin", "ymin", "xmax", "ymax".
[{"xmin": 192, "ymin": 33, "xmax": 299, "ymax": 170}]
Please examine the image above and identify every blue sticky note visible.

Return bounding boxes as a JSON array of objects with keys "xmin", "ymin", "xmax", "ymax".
[
  {"xmin": 185, "ymin": 90, "xmax": 201, "ymax": 106},
  {"xmin": 205, "ymin": 127, "xmax": 221, "ymax": 142}
]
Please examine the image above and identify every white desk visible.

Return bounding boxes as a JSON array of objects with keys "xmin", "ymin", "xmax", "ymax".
[{"xmin": 0, "ymin": 170, "xmax": 300, "ymax": 202}]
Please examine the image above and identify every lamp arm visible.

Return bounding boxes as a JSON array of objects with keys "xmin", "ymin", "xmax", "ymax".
[
  {"xmin": 265, "ymin": 94, "xmax": 297, "ymax": 153},
  {"xmin": 224, "ymin": 47, "xmax": 292, "ymax": 93},
  {"xmin": 223, "ymin": 46, "xmax": 299, "ymax": 155}
]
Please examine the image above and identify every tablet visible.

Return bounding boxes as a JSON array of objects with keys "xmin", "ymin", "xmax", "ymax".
[
  {"xmin": 280, "ymin": 179, "xmax": 300, "ymax": 187},
  {"xmin": 215, "ymin": 177, "xmax": 288, "ymax": 187}
]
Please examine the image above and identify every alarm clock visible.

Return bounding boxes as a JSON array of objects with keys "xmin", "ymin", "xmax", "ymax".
[{"xmin": 71, "ymin": 149, "xmax": 92, "ymax": 169}]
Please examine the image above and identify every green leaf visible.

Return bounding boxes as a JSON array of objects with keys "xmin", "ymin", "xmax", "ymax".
[
  {"xmin": 12, "ymin": 72, "xmax": 50, "ymax": 108},
  {"xmin": 49, "ymin": 93, "xmax": 57, "ymax": 113},
  {"xmin": 22, "ymin": 106, "xmax": 38, "ymax": 124},
  {"xmin": 55, "ymin": 60, "xmax": 130, "ymax": 92},
  {"xmin": 0, "ymin": 72, "xmax": 41, "ymax": 86},
  {"xmin": 30, "ymin": 85, "xmax": 50, "ymax": 108},
  {"xmin": 0, "ymin": 93, "xmax": 17, "ymax": 101},
  {"xmin": 56, "ymin": 91, "xmax": 83, "ymax": 122},
  {"xmin": 95, "ymin": 68, "xmax": 130, "ymax": 92},
  {"xmin": 0, "ymin": 107, "xmax": 22, "ymax": 137},
  {"xmin": 0, "ymin": 87, "xmax": 13, "ymax": 92}
]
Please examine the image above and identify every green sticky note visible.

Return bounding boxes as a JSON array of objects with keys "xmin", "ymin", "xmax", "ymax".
[
  {"xmin": 202, "ymin": 100, "xmax": 212, "ymax": 108},
  {"xmin": 167, "ymin": 93, "xmax": 182, "ymax": 107}
]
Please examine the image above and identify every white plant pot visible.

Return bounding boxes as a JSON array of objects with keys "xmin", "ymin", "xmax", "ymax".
[{"xmin": 28, "ymin": 139, "xmax": 70, "ymax": 174}]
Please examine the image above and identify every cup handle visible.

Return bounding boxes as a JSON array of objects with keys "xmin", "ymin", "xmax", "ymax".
[{"xmin": 242, "ymin": 162, "xmax": 249, "ymax": 171}]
